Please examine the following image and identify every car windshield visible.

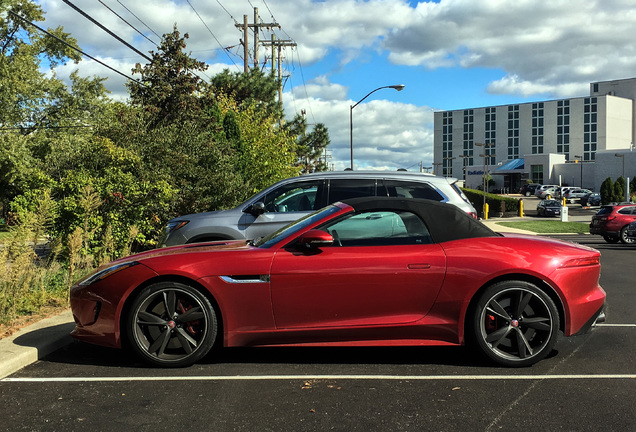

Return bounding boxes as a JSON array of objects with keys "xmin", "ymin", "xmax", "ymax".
[
  {"xmin": 251, "ymin": 205, "xmax": 342, "ymax": 248},
  {"xmin": 544, "ymin": 200, "xmax": 560, "ymax": 206}
]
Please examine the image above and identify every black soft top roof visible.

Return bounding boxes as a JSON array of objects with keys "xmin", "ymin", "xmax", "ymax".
[{"xmin": 341, "ymin": 197, "xmax": 499, "ymax": 243}]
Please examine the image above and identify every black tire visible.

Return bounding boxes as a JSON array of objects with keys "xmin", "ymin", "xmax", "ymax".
[
  {"xmin": 126, "ymin": 281, "xmax": 217, "ymax": 367},
  {"xmin": 603, "ymin": 235, "xmax": 620, "ymax": 244},
  {"xmin": 620, "ymin": 226, "xmax": 635, "ymax": 244},
  {"xmin": 471, "ymin": 281, "xmax": 559, "ymax": 367}
]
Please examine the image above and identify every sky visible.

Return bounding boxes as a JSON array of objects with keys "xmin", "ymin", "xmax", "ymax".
[{"xmin": 34, "ymin": 0, "xmax": 636, "ymax": 171}]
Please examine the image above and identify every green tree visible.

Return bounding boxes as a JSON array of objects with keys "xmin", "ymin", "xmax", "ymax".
[
  {"xmin": 210, "ymin": 68, "xmax": 283, "ymax": 119},
  {"xmin": 614, "ymin": 177, "xmax": 626, "ymax": 203},
  {"xmin": 600, "ymin": 177, "xmax": 614, "ymax": 205}
]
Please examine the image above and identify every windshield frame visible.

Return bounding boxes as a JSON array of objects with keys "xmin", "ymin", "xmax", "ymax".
[{"xmin": 252, "ymin": 205, "xmax": 344, "ymax": 248}]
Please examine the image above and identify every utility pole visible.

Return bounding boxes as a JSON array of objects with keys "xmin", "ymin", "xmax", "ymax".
[
  {"xmin": 235, "ymin": 7, "xmax": 279, "ymax": 71},
  {"xmin": 261, "ymin": 37, "xmax": 297, "ymax": 102}
]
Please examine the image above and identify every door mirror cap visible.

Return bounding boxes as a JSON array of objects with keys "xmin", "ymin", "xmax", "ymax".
[
  {"xmin": 246, "ymin": 202, "xmax": 266, "ymax": 216},
  {"xmin": 297, "ymin": 229, "xmax": 334, "ymax": 248}
]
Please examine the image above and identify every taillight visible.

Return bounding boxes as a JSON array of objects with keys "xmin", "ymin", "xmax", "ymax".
[
  {"xmin": 560, "ymin": 256, "xmax": 600, "ymax": 268},
  {"xmin": 468, "ymin": 212, "xmax": 478, "ymax": 219}
]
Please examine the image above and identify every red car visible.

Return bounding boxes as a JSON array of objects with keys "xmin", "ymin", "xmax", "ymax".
[
  {"xmin": 71, "ymin": 198, "xmax": 606, "ymax": 368},
  {"xmin": 589, "ymin": 204, "xmax": 636, "ymax": 244}
]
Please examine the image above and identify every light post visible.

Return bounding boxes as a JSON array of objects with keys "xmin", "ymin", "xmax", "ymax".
[
  {"xmin": 443, "ymin": 157, "xmax": 456, "ymax": 177},
  {"xmin": 350, "ymin": 84, "xmax": 405, "ymax": 170},
  {"xmin": 574, "ymin": 154, "xmax": 583, "ymax": 187},
  {"xmin": 459, "ymin": 154, "xmax": 470, "ymax": 182},
  {"xmin": 475, "ymin": 143, "xmax": 495, "ymax": 216},
  {"xmin": 432, "ymin": 162, "xmax": 442, "ymax": 176}
]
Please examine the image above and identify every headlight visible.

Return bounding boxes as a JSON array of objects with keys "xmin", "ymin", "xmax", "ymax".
[
  {"xmin": 165, "ymin": 220, "xmax": 189, "ymax": 234},
  {"xmin": 78, "ymin": 262, "xmax": 139, "ymax": 286}
]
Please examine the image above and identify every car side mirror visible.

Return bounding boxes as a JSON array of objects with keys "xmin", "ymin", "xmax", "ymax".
[
  {"xmin": 296, "ymin": 229, "xmax": 334, "ymax": 248},
  {"xmin": 246, "ymin": 202, "xmax": 266, "ymax": 216}
]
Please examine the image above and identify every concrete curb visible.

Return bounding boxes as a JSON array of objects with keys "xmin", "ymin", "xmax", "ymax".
[{"xmin": 0, "ymin": 310, "xmax": 75, "ymax": 379}]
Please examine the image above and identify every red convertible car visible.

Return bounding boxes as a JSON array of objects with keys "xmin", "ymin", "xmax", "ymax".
[{"xmin": 71, "ymin": 197, "xmax": 606, "ymax": 368}]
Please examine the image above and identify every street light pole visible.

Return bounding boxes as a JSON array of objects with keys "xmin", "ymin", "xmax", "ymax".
[
  {"xmin": 574, "ymin": 155, "xmax": 583, "ymax": 187},
  {"xmin": 475, "ymin": 142, "xmax": 495, "ymax": 216},
  {"xmin": 350, "ymin": 84, "xmax": 405, "ymax": 170}
]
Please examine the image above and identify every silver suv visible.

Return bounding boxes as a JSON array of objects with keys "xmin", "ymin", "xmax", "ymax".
[{"xmin": 159, "ymin": 171, "xmax": 477, "ymax": 247}]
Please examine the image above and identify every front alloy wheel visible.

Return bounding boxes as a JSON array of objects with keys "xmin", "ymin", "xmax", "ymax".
[
  {"xmin": 126, "ymin": 282, "xmax": 217, "ymax": 367},
  {"xmin": 472, "ymin": 281, "xmax": 559, "ymax": 367}
]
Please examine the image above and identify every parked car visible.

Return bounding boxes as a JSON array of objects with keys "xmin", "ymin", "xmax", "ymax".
[
  {"xmin": 563, "ymin": 188, "xmax": 593, "ymax": 204},
  {"xmin": 520, "ymin": 183, "xmax": 540, "ymax": 197},
  {"xmin": 534, "ymin": 185, "xmax": 558, "ymax": 198},
  {"xmin": 626, "ymin": 220, "xmax": 636, "ymax": 241},
  {"xmin": 536, "ymin": 199, "xmax": 563, "ymax": 217},
  {"xmin": 159, "ymin": 171, "xmax": 478, "ymax": 247},
  {"xmin": 71, "ymin": 197, "xmax": 606, "ymax": 368},
  {"xmin": 536, "ymin": 186, "xmax": 558, "ymax": 199},
  {"xmin": 589, "ymin": 204, "xmax": 636, "ymax": 244},
  {"xmin": 580, "ymin": 193, "xmax": 601, "ymax": 207}
]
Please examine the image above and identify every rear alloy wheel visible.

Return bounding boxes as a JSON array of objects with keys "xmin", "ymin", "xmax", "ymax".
[
  {"xmin": 126, "ymin": 282, "xmax": 217, "ymax": 367},
  {"xmin": 620, "ymin": 226, "xmax": 635, "ymax": 244},
  {"xmin": 472, "ymin": 281, "xmax": 559, "ymax": 367},
  {"xmin": 603, "ymin": 235, "xmax": 619, "ymax": 244}
]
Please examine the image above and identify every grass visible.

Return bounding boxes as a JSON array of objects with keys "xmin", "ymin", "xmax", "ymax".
[{"xmin": 493, "ymin": 220, "xmax": 590, "ymax": 234}]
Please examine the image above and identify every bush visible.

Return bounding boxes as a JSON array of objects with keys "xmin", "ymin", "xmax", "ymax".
[{"xmin": 462, "ymin": 188, "xmax": 520, "ymax": 216}]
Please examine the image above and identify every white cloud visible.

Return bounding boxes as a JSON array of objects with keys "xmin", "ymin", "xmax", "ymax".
[{"xmin": 33, "ymin": 0, "xmax": 636, "ymax": 170}]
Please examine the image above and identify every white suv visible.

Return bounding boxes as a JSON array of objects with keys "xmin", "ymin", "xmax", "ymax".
[{"xmin": 159, "ymin": 171, "xmax": 478, "ymax": 247}]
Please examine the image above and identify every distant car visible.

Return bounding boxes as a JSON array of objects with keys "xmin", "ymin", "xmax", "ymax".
[
  {"xmin": 534, "ymin": 185, "xmax": 559, "ymax": 199},
  {"xmin": 580, "ymin": 193, "xmax": 601, "ymax": 207},
  {"xmin": 555, "ymin": 187, "xmax": 574, "ymax": 199},
  {"xmin": 520, "ymin": 183, "xmax": 540, "ymax": 197},
  {"xmin": 589, "ymin": 204, "xmax": 636, "ymax": 243},
  {"xmin": 71, "ymin": 197, "xmax": 606, "ymax": 368},
  {"xmin": 626, "ymin": 221, "xmax": 636, "ymax": 241},
  {"xmin": 536, "ymin": 187, "xmax": 558, "ymax": 199},
  {"xmin": 159, "ymin": 171, "xmax": 478, "ymax": 247},
  {"xmin": 537, "ymin": 199, "xmax": 563, "ymax": 217},
  {"xmin": 563, "ymin": 189, "xmax": 593, "ymax": 204}
]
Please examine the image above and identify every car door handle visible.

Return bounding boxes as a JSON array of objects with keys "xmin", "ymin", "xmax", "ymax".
[{"xmin": 408, "ymin": 264, "xmax": 431, "ymax": 269}]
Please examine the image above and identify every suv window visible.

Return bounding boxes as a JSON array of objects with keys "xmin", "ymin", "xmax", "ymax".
[
  {"xmin": 382, "ymin": 180, "xmax": 445, "ymax": 201},
  {"xmin": 618, "ymin": 206, "xmax": 636, "ymax": 215},
  {"xmin": 321, "ymin": 210, "xmax": 432, "ymax": 247},
  {"xmin": 262, "ymin": 181, "xmax": 322, "ymax": 212},
  {"xmin": 328, "ymin": 179, "xmax": 377, "ymax": 202}
]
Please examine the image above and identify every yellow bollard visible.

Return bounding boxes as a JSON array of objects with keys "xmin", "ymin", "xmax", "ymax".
[
  {"xmin": 519, "ymin": 199, "xmax": 524, "ymax": 218},
  {"xmin": 483, "ymin": 203, "xmax": 489, "ymax": 220}
]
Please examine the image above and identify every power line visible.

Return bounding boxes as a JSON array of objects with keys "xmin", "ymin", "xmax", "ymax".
[
  {"xmin": 186, "ymin": 0, "xmax": 241, "ymax": 71},
  {"xmin": 216, "ymin": 0, "xmax": 239, "ymax": 25},
  {"xmin": 62, "ymin": 0, "xmax": 152, "ymax": 62},
  {"xmin": 98, "ymin": 0, "xmax": 159, "ymax": 47},
  {"xmin": 115, "ymin": 0, "xmax": 162, "ymax": 40},
  {"xmin": 8, "ymin": 10, "xmax": 144, "ymax": 86}
]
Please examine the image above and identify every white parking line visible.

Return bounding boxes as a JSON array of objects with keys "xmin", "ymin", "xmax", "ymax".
[
  {"xmin": 3, "ymin": 374, "xmax": 636, "ymax": 383},
  {"xmin": 597, "ymin": 323, "xmax": 636, "ymax": 327}
]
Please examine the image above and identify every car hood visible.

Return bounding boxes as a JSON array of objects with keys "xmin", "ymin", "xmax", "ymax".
[
  {"xmin": 170, "ymin": 208, "xmax": 235, "ymax": 222},
  {"xmin": 107, "ymin": 240, "xmax": 251, "ymax": 267}
]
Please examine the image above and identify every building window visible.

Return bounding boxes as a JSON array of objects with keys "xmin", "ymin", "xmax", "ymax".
[
  {"xmin": 507, "ymin": 105, "xmax": 519, "ymax": 159},
  {"xmin": 583, "ymin": 98, "xmax": 597, "ymax": 160},
  {"xmin": 463, "ymin": 109, "xmax": 474, "ymax": 166},
  {"xmin": 485, "ymin": 107, "xmax": 496, "ymax": 165},
  {"xmin": 531, "ymin": 103, "xmax": 544, "ymax": 154},
  {"xmin": 531, "ymin": 165, "xmax": 543, "ymax": 184},
  {"xmin": 557, "ymin": 100, "xmax": 570, "ymax": 159},
  {"xmin": 442, "ymin": 112, "xmax": 453, "ymax": 176}
]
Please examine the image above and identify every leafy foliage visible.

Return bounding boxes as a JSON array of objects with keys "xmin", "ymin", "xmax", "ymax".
[{"xmin": 600, "ymin": 177, "xmax": 614, "ymax": 205}]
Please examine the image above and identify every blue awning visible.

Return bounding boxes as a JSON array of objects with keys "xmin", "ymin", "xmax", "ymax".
[{"xmin": 494, "ymin": 158, "xmax": 524, "ymax": 174}]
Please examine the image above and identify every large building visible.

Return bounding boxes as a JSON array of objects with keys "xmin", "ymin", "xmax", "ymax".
[{"xmin": 433, "ymin": 77, "xmax": 636, "ymax": 193}]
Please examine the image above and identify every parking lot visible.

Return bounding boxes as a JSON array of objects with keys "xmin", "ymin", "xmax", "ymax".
[{"xmin": 1, "ymin": 233, "xmax": 635, "ymax": 431}]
